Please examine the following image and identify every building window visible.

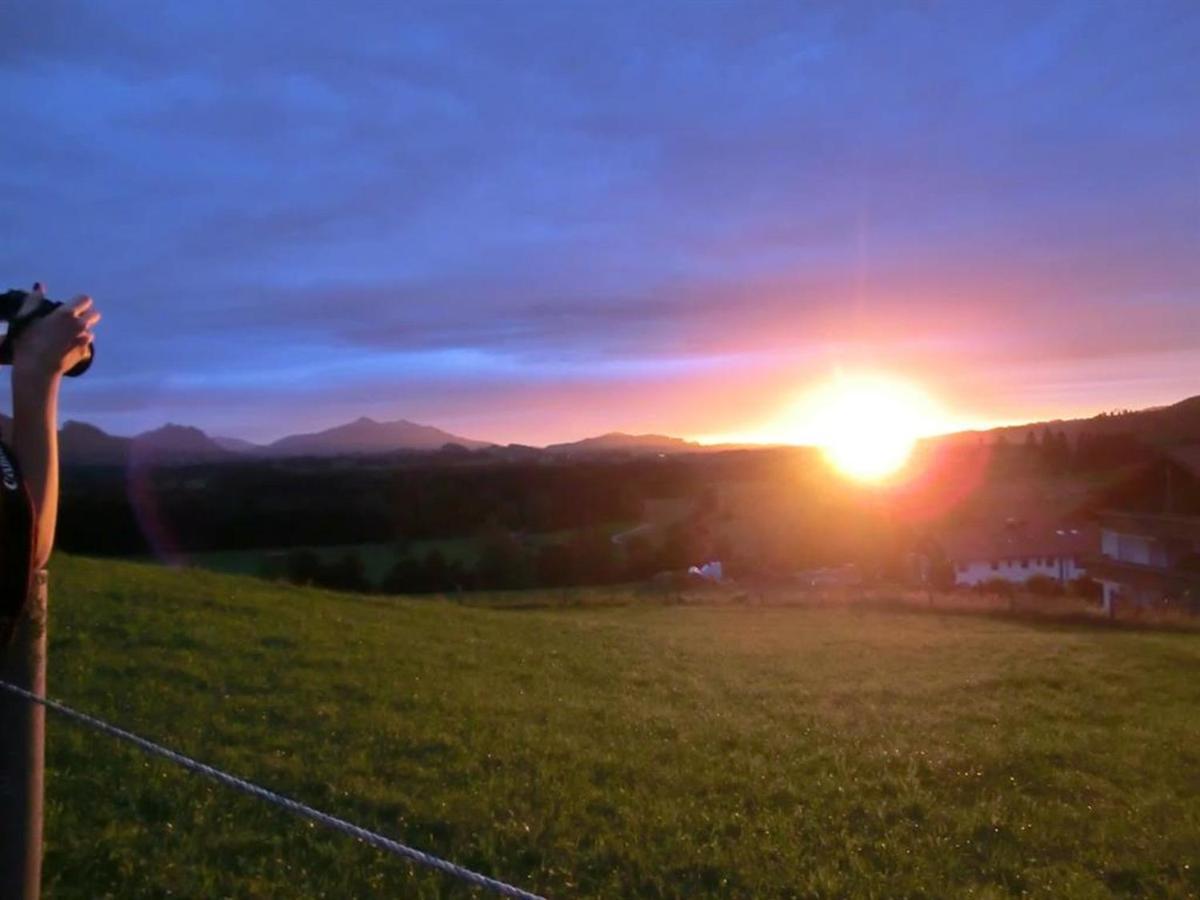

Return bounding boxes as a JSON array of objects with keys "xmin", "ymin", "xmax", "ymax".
[
  {"xmin": 1021, "ymin": 558, "xmax": 1029, "ymax": 569},
  {"xmin": 991, "ymin": 560, "xmax": 999, "ymax": 570}
]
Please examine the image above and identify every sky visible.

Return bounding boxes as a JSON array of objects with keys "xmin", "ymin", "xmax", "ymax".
[{"xmin": 2, "ymin": 1, "xmax": 1198, "ymax": 446}]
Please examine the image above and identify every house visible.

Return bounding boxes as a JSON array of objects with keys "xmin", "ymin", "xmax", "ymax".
[
  {"xmin": 1090, "ymin": 512, "xmax": 1200, "ymax": 613},
  {"xmin": 1086, "ymin": 448, "xmax": 1200, "ymax": 614},
  {"xmin": 938, "ymin": 517, "xmax": 1093, "ymax": 588}
]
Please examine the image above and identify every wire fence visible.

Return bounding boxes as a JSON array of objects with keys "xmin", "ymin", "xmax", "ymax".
[{"xmin": 0, "ymin": 678, "xmax": 546, "ymax": 900}]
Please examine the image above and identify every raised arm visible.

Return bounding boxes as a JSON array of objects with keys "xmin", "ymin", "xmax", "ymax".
[{"xmin": 10, "ymin": 292, "xmax": 101, "ymax": 571}]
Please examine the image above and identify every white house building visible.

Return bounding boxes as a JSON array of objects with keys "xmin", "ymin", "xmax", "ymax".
[{"xmin": 939, "ymin": 518, "xmax": 1094, "ymax": 588}]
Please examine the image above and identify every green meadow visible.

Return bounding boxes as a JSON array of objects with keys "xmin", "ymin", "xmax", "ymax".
[{"xmin": 35, "ymin": 556, "xmax": 1200, "ymax": 898}]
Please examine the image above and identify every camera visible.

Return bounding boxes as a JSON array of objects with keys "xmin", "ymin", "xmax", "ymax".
[{"xmin": 0, "ymin": 285, "xmax": 94, "ymax": 377}]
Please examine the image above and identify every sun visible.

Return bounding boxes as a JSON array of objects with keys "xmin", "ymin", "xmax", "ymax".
[{"xmin": 798, "ymin": 374, "xmax": 941, "ymax": 482}]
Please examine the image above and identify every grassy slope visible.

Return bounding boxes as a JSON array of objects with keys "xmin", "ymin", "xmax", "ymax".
[{"xmin": 37, "ymin": 556, "xmax": 1200, "ymax": 898}]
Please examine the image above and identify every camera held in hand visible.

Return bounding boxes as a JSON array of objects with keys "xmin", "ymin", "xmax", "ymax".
[{"xmin": 0, "ymin": 285, "xmax": 94, "ymax": 377}]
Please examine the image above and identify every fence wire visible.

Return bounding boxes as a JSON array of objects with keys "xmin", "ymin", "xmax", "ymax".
[{"xmin": 0, "ymin": 679, "xmax": 546, "ymax": 900}]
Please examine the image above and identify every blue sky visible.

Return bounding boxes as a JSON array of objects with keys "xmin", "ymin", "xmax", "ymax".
[{"xmin": 2, "ymin": 1, "xmax": 1197, "ymax": 444}]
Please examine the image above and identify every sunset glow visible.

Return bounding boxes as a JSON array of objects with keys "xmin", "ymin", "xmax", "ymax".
[
  {"xmin": 3, "ymin": 5, "xmax": 1197, "ymax": 448},
  {"xmin": 793, "ymin": 375, "xmax": 945, "ymax": 482}
]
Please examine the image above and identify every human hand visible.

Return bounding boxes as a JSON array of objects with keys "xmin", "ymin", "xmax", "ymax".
[{"xmin": 12, "ymin": 286, "xmax": 101, "ymax": 380}]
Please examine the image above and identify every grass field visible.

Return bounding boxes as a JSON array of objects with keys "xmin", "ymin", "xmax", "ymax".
[{"xmin": 33, "ymin": 555, "xmax": 1200, "ymax": 897}]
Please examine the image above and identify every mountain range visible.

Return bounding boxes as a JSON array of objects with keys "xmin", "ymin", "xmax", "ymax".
[
  {"xmin": 4, "ymin": 392, "xmax": 1199, "ymax": 467},
  {"xmin": 0, "ymin": 413, "xmax": 708, "ymax": 467}
]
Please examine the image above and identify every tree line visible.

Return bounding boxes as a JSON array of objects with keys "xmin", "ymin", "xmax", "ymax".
[
  {"xmin": 266, "ymin": 518, "xmax": 720, "ymax": 594},
  {"xmin": 998, "ymin": 427, "xmax": 1148, "ymax": 474}
]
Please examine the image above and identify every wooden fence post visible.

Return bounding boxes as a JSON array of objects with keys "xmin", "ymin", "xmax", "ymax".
[{"xmin": 0, "ymin": 569, "xmax": 48, "ymax": 900}]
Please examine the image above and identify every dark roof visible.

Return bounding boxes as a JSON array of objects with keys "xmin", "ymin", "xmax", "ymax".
[{"xmin": 939, "ymin": 517, "xmax": 1096, "ymax": 562}]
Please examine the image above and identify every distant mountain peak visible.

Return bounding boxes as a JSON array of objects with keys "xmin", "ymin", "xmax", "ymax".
[
  {"xmin": 266, "ymin": 416, "xmax": 492, "ymax": 456},
  {"xmin": 59, "ymin": 419, "xmax": 128, "ymax": 466},
  {"xmin": 546, "ymin": 431, "xmax": 698, "ymax": 456},
  {"xmin": 62, "ymin": 419, "xmax": 109, "ymax": 434},
  {"xmin": 132, "ymin": 423, "xmax": 230, "ymax": 460},
  {"xmin": 140, "ymin": 422, "xmax": 207, "ymax": 437}
]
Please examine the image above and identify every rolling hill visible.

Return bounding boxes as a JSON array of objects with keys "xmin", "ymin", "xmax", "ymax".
[{"xmin": 949, "ymin": 394, "xmax": 1200, "ymax": 448}]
